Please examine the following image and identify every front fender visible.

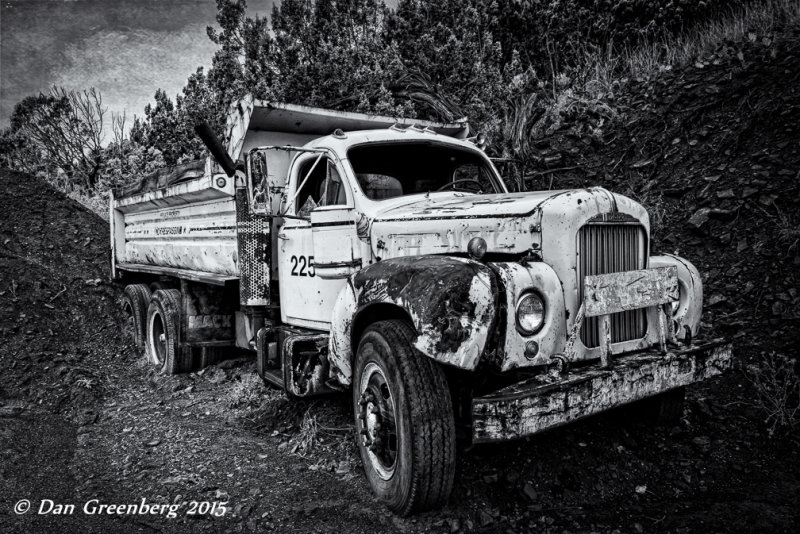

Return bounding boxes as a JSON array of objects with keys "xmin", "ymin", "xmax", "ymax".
[
  {"xmin": 328, "ymin": 255, "xmax": 498, "ymax": 384},
  {"xmin": 650, "ymin": 254, "xmax": 703, "ymax": 340}
]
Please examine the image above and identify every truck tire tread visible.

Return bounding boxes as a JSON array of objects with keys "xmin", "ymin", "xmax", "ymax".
[
  {"xmin": 355, "ymin": 319, "xmax": 456, "ymax": 515},
  {"xmin": 147, "ymin": 289, "xmax": 192, "ymax": 375},
  {"xmin": 122, "ymin": 284, "xmax": 151, "ymax": 350}
]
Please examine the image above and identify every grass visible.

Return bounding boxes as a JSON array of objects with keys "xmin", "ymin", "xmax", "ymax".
[
  {"xmin": 225, "ymin": 372, "xmax": 269, "ymax": 410},
  {"xmin": 511, "ymin": 0, "xmax": 800, "ymax": 173},
  {"xmin": 40, "ymin": 170, "xmax": 109, "ymax": 221},
  {"xmin": 624, "ymin": 0, "xmax": 800, "ymax": 79},
  {"xmin": 745, "ymin": 352, "xmax": 800, "ymax": 436},
  {"xmin": 585, "ymin": 0, "xmax": 800, "ymax": 92}
]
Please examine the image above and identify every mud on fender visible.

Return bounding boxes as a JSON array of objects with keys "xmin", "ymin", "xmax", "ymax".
[{"xmin": 348, "ymin": 255, "xmax": 499, "ymax": 370}]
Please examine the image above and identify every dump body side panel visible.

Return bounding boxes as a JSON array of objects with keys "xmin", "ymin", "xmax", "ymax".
[{"xmin": 117, "ymin": 195, "xmax": 238, "ymax": 277}]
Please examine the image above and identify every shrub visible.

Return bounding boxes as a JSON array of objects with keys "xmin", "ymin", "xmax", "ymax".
[{"xmin": 745, "ymin": 352, "xmax": 800, "ymax": 436}]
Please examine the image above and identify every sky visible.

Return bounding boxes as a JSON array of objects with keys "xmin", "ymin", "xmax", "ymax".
[{"xmin": 0, "ymin": 0, "xmax": 280, "ymax": 129}]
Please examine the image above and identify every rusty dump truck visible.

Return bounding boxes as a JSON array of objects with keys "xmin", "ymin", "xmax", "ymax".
[{"xmin": 110, "ymin": 98, "xmax": 732, "ymax": 514}]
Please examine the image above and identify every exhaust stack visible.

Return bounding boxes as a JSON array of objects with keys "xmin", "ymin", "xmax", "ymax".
[{"xmin": 194, "ymin": 123, "xmax": 237, "ymax": 177}]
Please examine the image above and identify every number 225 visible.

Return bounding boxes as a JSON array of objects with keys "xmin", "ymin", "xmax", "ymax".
[{"xmin": 290, "ymin": 255, "xmax": 315, "ymax": 277}]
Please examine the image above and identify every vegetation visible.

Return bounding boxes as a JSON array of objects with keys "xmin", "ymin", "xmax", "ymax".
[{"xmin": 1, "ymin": 0, "xmax": 798, "ymax": 212}]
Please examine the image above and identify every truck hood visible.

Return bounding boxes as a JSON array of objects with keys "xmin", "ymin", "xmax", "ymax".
[
  {"xmin": 369, "ymin": 187, "xmax": 648, "ymax": 259},
  {"xmin": 371, "ymin": 191, "xmax": 568, "ymax": 221}
]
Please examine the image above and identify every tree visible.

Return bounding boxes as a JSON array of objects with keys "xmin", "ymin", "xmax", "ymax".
[
  {"xmin": 388, "ymin": 0, "xmax": 533, "ymax": 144},
  {"xmin": 9, "ymin": 87, "xmax": 106, "ymax": 189},
  {"xmin": 206, "ymin": 0, "xmax": 275, "ymax": 106},
  {"xmin": 271, "ymin": 0, "xmax": 409, "ymax": 115}
]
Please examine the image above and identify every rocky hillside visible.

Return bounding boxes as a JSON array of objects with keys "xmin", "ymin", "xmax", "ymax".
[{"xmin": 532, "ymin": 26, "xmax": 800, "ymax": 359}]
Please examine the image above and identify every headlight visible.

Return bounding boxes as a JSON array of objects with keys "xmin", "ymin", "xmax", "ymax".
[{"xmin": 516, "ymin": 292, "xmax": 545, "ymax": 335}]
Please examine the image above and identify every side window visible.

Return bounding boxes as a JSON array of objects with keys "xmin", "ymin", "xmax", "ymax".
[
  {"xmin": 321, "ymin": 164, "xmax": 347, "ymax": 206},
  {"xmin": 295, "ymin": 156, "xmax": 348, "ymax": 217}
]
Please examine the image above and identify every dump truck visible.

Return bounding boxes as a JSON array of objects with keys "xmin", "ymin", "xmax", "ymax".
[{"xmin": 110, "ymin": 98, "xmax": 732, "ymax": 515}]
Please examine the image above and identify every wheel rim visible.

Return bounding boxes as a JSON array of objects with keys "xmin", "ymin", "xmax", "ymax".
[
  {"xmin": 148, "ymin": 310, "xmax": 166, "ymax": 366},
  {"xmin": 357, "ymin": 361, "xmax": 399, "ymax": 480}
]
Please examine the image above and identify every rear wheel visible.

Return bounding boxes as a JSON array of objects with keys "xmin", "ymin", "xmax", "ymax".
[
  {"xmin": 353, "ymin": 320, "xmax": 456, "ymax": 515},
  {"xmin": 146, "ymin": 289, "xmax": 192, "ymax": 374},
  {"xmin": 122, "ymin": 284, "xmax": 151, "ymax": 351}
]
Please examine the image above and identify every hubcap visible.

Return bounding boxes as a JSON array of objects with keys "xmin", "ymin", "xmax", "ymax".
[
  {"xmin": 358, "ymin": 361, "xmax": 398, "ymax": 480},
  {"xmin": 148, "ymin": 311, "xmax": 166, "ymax": 365}
]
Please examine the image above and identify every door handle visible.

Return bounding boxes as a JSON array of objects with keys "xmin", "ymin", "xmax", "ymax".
[{"xmin": 277, "ymin": 233, "xmax": 288, "ymax": 241}]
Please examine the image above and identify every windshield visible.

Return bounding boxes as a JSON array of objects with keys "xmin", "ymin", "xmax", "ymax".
[{"xmin": 347, "ymin": 141, "xmax": 502, "ymax": 201}]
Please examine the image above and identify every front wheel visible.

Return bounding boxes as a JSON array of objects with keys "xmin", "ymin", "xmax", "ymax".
[{"xmin": 353, "ymin": 320, "xmax": 456, "ymax": 515}]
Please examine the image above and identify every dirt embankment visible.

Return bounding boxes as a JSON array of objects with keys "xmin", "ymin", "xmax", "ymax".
[
  {"xmin": 1, "ymin": 28, "xmax": 799, "ymax": 534},
  {"xmin": 534, "ymin": 27, "xmax": 800, "ymax": 357}
]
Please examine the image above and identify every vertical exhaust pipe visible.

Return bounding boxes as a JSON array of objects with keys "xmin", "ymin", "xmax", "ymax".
[{"xmin": 194, "ymin": 123, "xmax": 237, "ymax": 177}]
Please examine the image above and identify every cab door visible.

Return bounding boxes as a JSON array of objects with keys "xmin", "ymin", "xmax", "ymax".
[{"xmin": 278, "ymin": 153, "xmax": 361, "ymax": 329}]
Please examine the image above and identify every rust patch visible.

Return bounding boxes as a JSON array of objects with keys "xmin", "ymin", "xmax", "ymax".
[{"xmin": 352, "ymin": 255, "xmax": 498, "ymax": 368}]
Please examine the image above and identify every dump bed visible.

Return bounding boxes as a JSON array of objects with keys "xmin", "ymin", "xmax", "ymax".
[
  {"xmin": 110, "ymin": 157, "xmax": 239, "ymax": 283},
  {"xmin": 110, "ymin": 99, "xmax": 469, "ymax": 283}
]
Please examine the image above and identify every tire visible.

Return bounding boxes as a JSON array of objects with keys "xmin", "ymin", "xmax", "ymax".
[
  {"xmin": 122, "ymin": 284, "xmax": 151, "ymax": 351},
  {"xmin": 353, "ymin": 320, "xmax": 456, "ymax": 515},
  {"xmin": 146, "ymin": 289, "xmax": 192, "ymax": 375},
  {"xmin": 149, "ymin": 281, "xmax": 171, "ymax": 293}
]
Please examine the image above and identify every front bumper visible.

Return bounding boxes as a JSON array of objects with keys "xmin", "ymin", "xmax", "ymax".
[{"xmin": 471, "ymin": 340, "xmax": 732, "ymax": 444}]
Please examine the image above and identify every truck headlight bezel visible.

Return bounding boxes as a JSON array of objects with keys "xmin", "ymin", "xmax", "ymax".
[{"xmin": 516, "ymin": 291, "xmax": 545, "ymax": 336}]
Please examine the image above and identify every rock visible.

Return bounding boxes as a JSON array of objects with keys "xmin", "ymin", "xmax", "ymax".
[
  {"xmin": 335, "ymin": 461, "xmax": 350, "ymax": 475},
  {"xmin": 522, "ymin": 482, "xmax": 538, "ymax": 502},
  {"xmin": 717, "ymin": 189, "xmax": 735, "ymax": 199},
  {"xmin": 707, "ymin": 294, "xmax": 727, "ymax": 306},
  {"xmin": 688, "ymin": 208, "xmax": 711, "ymax": 230},
  {"xmin": 483, "ymin": 473, "xmax": 499, "ymax": 484},
  {"xmin": 742, "ymin": 187, "xmax": 758, "ymax": 198},
  {"xmin": 478, "ymin": 508, "xmax": 494, "ymax": 527},
  {"xmin": 635, "ymin": 484, "xmax": 647, "ymax": 495},
  {"xmin": 692, "ymin": 436, "xmax": 711, "ymax": 453}
]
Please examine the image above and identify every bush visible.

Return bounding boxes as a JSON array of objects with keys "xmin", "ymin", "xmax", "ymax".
[{"xmin": 745, "ymin": 352, "xmax": 800, "ymax": 436}]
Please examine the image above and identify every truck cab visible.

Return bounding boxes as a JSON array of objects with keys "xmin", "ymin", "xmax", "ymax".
[{"xmin": 111, "ymin": 98, "xmax": 731, "ymax": 515}]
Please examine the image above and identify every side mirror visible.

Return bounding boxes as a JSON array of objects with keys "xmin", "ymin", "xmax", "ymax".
[{"xmin": 246, "ymin": 150, "xmax": 271, "ymax": 215}]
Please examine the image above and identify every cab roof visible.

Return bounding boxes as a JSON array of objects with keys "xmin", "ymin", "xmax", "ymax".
[{"xmin": 226, "ymin": 97, "xmax": 470, "ymax": 161}]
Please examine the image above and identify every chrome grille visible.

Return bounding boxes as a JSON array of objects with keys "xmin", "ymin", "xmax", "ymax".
[{"xmin": 578, "ymin": 223, "xmax": 647, "ymax": 347}]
